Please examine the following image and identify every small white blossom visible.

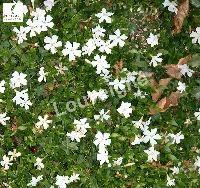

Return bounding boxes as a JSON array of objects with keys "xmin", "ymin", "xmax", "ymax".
[
  {"xmin": 62, "ymin": 42, "xmax": 81, "ymax": 61},
  {"xmin": 38, "ymin": 67, "xmax": 48, "ymax": 82},
  {"xmin": 163, "ymin": 0, "xmax": 178, "ymax": 14},
  {"xmin": 0, "ymin": 113, "xmax": 10, "ymax": 125},
  {"xmin": 94, "ymin": 131, "xmax": 111, "ymax": 151},
  {"xmin": 13, "ymin": 26, "xmax": 30, "ymax": 44},
  {"xmin": 10, "ymin": 71, "xmax": 27, "ymax": 89},
  {"xmin": 82, "ymin": 38, "xmax": 96, "ymax": 56},
  {"xmin": 55, "ymin": 175, "xmax": 70, "ymax": 188},
  {"xmin": 35, "ymin": 114, "xmax": 52, "ymax": 130},
  {"xmin": 113, "ymin": 157, "xmax": 123, "ymax": 166},
  {"xmin": 143, "ymin": 128, "xmax": 161, "ymax": 146},
  {"xmin": 144, "ymin": 146, "xmax": 160, "ymax": 162},
  {"xmin": 34, "ymin": 157, "xmax": 44, "ymax": 170},
  {"xmin": 109, "ymin": 29, "xmax": 127, "ymax": 47},
  {"xmin": 190, "ymin": 27, "xmax": 200, "ymax": 45},
  {"xmin": 94, "ymin": 109, "xmax": 110, "ymax": 122},
  {"xmin": 92, "ymin": 25, "xmax": 106, "ymax": 38},
  {"xmin": 177, "ymin": 81, "xmax": 186, "ymax": 93},
  {"xmin": 170, "ymin": 166, "xmax": 180, "ymax": 175},
  {"xmin": 8, "ymin": 149, "xmax": 21, "ymax": 161},
  {"xmin": 178, "ymin": 64, "xmax": 194, "ymax": 77},
  {"xmin": 109, "ymin": 78, "xmax": 126, "ymax": 91},
  {"xmin": 44, "ymin": 35, "xmax": 62, "ymax": 54},
  {"xmin": 97, "ymin": 150, "xmax": 109, "ymax": 165},
  {"xmin": 27, "ymin": 175, "xmax": 43, "ymax": 187},
  {"xmin": 44, "ymin": 0, "xmax": 54, "ymax": 11},
  {"xmin": 131, "ymin": 135, "xmax": 144, "ymax": 145},
  {"xmin": 0, "ymin": 155, "xmax": 13, "ymax": 170},
  {"xmin": 95, "ymin": 8, "xmax": 114, "ymax": 23},
  {"xmin": 150, "ymin": 53, "xmax": 163, "ymax": 67},
  {"xmin": 117, "ymin": 102, "xmax": 132, "ymax": 118},
  {"xmin": 147, "ymin": 33, "xmax": 159, "ymax": 47},
  {"xmin": 167, "ymin": 175, "xmax": 175, "ymax": 186},
  {"xmin": 168, "ymin": 132, "xmax": 184, "ymax": 144},
  {"xmin": 194, "ymin": 109, "xmax": 200, "ymax": 121},
  {"xmin": 0, "ymin": 80, "xmax": 6, "ymax": 93},
  {"xmin": 194, "ymin": 156, "xmax": 200, "ymax": 174},
  {"xmin": 99, "ymin": 40, "xmax": 113, "ymax": 54}
]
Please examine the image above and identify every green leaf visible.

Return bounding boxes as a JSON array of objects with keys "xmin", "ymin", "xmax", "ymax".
[
  {"xmin": 191, "ymin": 0, "xmax": 200, "ymax": 8},
  {"xmin": 189, "ymin": 54, "xmax": 200, "ymax": 67}
]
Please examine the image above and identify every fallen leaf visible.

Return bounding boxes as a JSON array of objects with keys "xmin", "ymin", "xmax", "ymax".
[
  {"xmin": 178, "ymin": 54, "xmax": 192, "ymax": 65},
  {"xmin": 113, "ymin": 60, "xmax": 123, "ymax": 75},
  {"xmin": 164, "ymin": 64, "xmax": 182, "ymax": 79},
  {"xmin": 172, "ymin": 0, "xmax": 189, "ymax": 35},
  {"xmin": 168, "ymin": 91, "xmax": 182, "ymax": 106}
]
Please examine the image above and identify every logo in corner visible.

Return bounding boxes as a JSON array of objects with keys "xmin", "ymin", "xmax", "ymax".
[{"xmin": 3, "ymin": 2, "xmax": 27, "ymax": 23}]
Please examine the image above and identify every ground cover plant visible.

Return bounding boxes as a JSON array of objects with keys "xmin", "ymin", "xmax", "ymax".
[{"xmin": 0, "ymin": 0, "xmax": 200, "ymax": 187}]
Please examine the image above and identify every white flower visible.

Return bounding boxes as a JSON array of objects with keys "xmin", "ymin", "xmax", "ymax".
[
  {"xmin": 94, "ymin": 131, "xmax": 111, "ymax": 151},
  {"xmin": 10, "ymin": 71, "xmax": 27, "ymax": 89},
  {"xmin": 92, "ymin": 25, "xmax": 106, "ymax": 38},
  {"xmin": 35, "ymin": 114, "xmax": 52, "ymax": 130},
  {"xmin": 82, "ymin": 38, "xmax": 96, "ymax": 56},
  {"xmin": 91, "ymin": 55, "xmax": 110, "ymax": 75},
  {"xmin": 109, "ymin": 29, "xmax": 127, "ymax": 47},
  {"xmin": 44, "ymin": 0, "xmax": 54, "ymax": 11},
  {"xmin": 97, "ymin": 89, "xmax": 108, "ymax": 101},
  {"xmin": 131, "ymin": 135, "xmax": 144, "ymax": 145},
  {"xmin": 8, "ymin": 149, "xmax": 21, "ymax": 161},
  {"xmin": 38, "ymin": 67, "xmax": 48, "ymax": 82},
  {"xmin": 69, "ymin": 173, "xmax": 80, "ymax": 183},
  {"xmin": 190, "ymin": 27, "xmax": 200, "ymax": 45},
  {"xmin": 168, "ymin": 132, "xmax": 184, "ymax": 144},
  {"xmin": 144, "ymin": 146, "xmax": 160, "ymax": 162},
  {"xmin": 12, "ymin": 89, "xmax": 32, "ymax": 110},
  {"xmin": 55, "ymin": 63, "xmax": 68, "ymax": 75},
  {"xmin": 194, "ymin": 156, "xmax": 200, "ymax": 174},
  {"xmin": 167, "ymin": 175, "xmax": 175, "ymax": 186},
  {"xmin": 0, "ymin": 80, "xmax": 6, "ymax": 93},
  {"xmin": 194, "ymin": 109, "xmax": 200, "ymax": 121},
  {"xmin": 62, "ymin": 42, "xmax": 81, "ymax": 61},
  {"xmin": 0, "ymin": 113, "xmax": 10, "ymax": 125},
  {"xmin": 177, "ymin": 81, "xmax": 186, "ymax": 93},
  {"xmin": 147, "ymin": 33, "xmax": 159, "ymax": 47},
  {"xmin": 74, "ymin": 118, "xmax": 90, "ymax": 131},
  {"xmin": 55, "ymin": 175, "xmax": 70, "ymax": 188},
  {"xmin": 99, "ymin": 40, "xmax": 113, "ymax": 54},
  {"xmin": 178, "ymin": 64, "xmax": 194, "ymax": 77},
  {"xmin": 132, "ymin": 117, "xmax": 151, "ymax": 131},
  {"xmin": 13, "ymin": 26, "xmax": 30, "ymax": 44},
  {"xmin": 113, "ymin": 157, "xmax": 123, "ymax": 166},
  {"xmin": 14, "ymin": 1, "xmax": 28, "ymax": 15},
  {"xmin": 27, "ymin": 175, "xmax": 43, "ymax": 187},
  {"xmin": 109, "ymin": 78, "xmax": 126, "ymax": 91},
  {"xmin": 117, "ymin": 102, "xmax": 132, "ymax": 118},
  {"xmin": 170, "ymin": 166, "xmax": 180, "ymax": 175},
  {"xmin": 44, "ymin": 35, "xmax": 62, "ymax": 54},
  {"xmin": 134, "ymin": 88, "xmax": 147, "ymax": 99},
  {"xmin": 67, "ymin": 131, "xmax": 83, "ymax": 142},
  {"xmin": 34, "ymin": 157, "xmax": 44, "ymax": 170},
  {"xmin": 87, "ymin": 89, "xmax": 108, "ymax": 104},
  {"xmin": 94, "ymin": 109, "xmax": 110, "ymax": 122},
  {"xmin": 163, "ymin": 0, "xmax": 178, "ymax": 14},
  {"xmin": 126, "ymin": 71, "xmax": 137, "ymax": 83},
  {"xmin": 0, "ymin": 155, "xmax": 13, "ymax": 170},
  {"xmin": 150, "ymin": 53, "xmax": 163, "ymax": 67},
  {"xmin": 95, "ymin": 8, "xmax": 114, "ymax": 23},
  {"xmin": 143, "ymin": 128, "xmax": 161, "ymax": 146},
  {"xmin": 97, "ymin": 150, "xmax": 109, "ymax": 165}
]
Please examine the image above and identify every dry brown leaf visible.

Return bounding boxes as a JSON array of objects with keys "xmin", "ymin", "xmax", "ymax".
[
  {"xmin": 164, "ymin": 64, "xmax": 182, "ymax": 79},
  {"xmin": 178, "ymin": 54, "xmax": 192, "ymax": 65},
  {"xmin": 168, "ymin": 91, "xmax": 182, "ymax": 106},
  {"xmin": 113, "ymin": 60, "xmax": 123, "ymax": 75},
  {"xmin": 172, "ymin": 0, "xmax": 189, "ymax": 35},
  {"xmin": 159, "ymin": 78, "xmax": 172, "ymax": 86}
]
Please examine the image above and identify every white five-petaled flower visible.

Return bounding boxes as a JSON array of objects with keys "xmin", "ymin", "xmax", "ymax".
[
  {"xmin": 0, "ymin": 80, "xmax": 6, "ymax": 93},
  {"xmin": 0, "ymin": 113, "xmax": 10, "ymax": 125},
  {"xmin": 170, "ymin": 166, "xmax": 180, "ymax": 175},
  {"xmin": 162, "ymin": 0, "xmax": 178, "ymax": 14},
  {"xmin": 131, "ymin": 135, "xmax": 144, "ymax": 145},
  {"xmin": 92, "ymin": 25, "xmax": 106, "ymax": 38},
  {"xmin": 167, "ymin": 174, "xmax": 175, "ymax": 186},
  {"xmin": 143, "ymin": 128, "xmax": 161, "ymax": 146},
  {"xmin": 44, "ymin": 0, "xmax": 55, "ymax": 11},
  {"xmin": 109, "ymin": 78, "xmax": 126, "ymax": 91},
  {"xmin": 8, "ymin": 149, "xmax": 21, "ymax": 161},
  {"xmin": 109, "ymin": 29, "xmax": 128, "ymax": 47},
  {"xmin": 44, "ymin": 35, "xmax": 62, "ymax": 54},
  {"xmin": 34, "ymin": 157, "xmax": 44, "ymax": 170},
  {"xmin": 0, "ymin": 155, "xmax": 13, "ymax": 170},
  {"xmin": 194, "ymin": 156, "xmax": 200, "ymax": 174},
  {"xmin": 178, "ymin": 64, "xmax": 194, "ymax": 77},
  {"xmin": 177, "ymin": 81, "xmax": 186, "ymax": 93},
  {"xmin": 38, "ymin": 67, "xmax": 48, "ymax": 82},
  {"xmin": 55, "ymin": 175, "xmax": 70, "ymax": 188},
  {"xmin": 194, "ymin": 109, "xmax": 200, "ymax": 121},
  {"xmin": 99, "ymin": 40, "xmax": 113, "ymax": 54},
  {"xmin": 113, "ymin": 157, "xmax": 123, "ymax": 166},
  {"xmin": 35, "ymin": 114, "xmax": 52, "ymax": 130},
  {"xmin": 168, "ymin": 132, "xmax": 184, "ymax": 144},
  {"xmin": 10, "ymin": 71, "xmax": 27, "ymax": 89},
  {"xmin": 94, "ymin": 131, "xmax": 111, "ymax": 151},
  {"xmin": 27, "ymin": 175, "xmax": 43, "ymax": 187},
  {"xmin": 62, "ymin": 42, "xmax": 81, "ymax": 61},
  {"xmin": 94, "ymin": 109, "xmax": 110, "ymax": 122},
  {"xmin": 82, "ymin": 38, "xmax": 96, "ymax": 56},
  {"xmin": 147, "ymin": 33, "xmax": 159, "ymax": 47},
  {"xmin": 190, "ymin": 27, "xmax": 200, "ymax": 45},
  {"xmin": 87, "ymin": 89, "xmax": 108, "ymax": 104},
  {"xmin": 150, "ymin": 53, "xmax": 163, "ymax": 67},
  {"xmin": 95, "ymin": 8, "xmax": 114, "ymax": 23},
  {"xmin": 13, "ymin": 26, "xmax": 30, "ymax": 44},
  {"xmin": 144, "ymin": 146, "xmax": 160, "ymax": 162},
  {"xmin": 117, "ymin": 102, "xmax": 132, "ymax": 118},
  {"xmin": 97, "ymin": 150, "xmax": 109, "ymax": 165},
  {"xmin": 91, "ymin": 55, "xmax": 110, "ymax": 75}
]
